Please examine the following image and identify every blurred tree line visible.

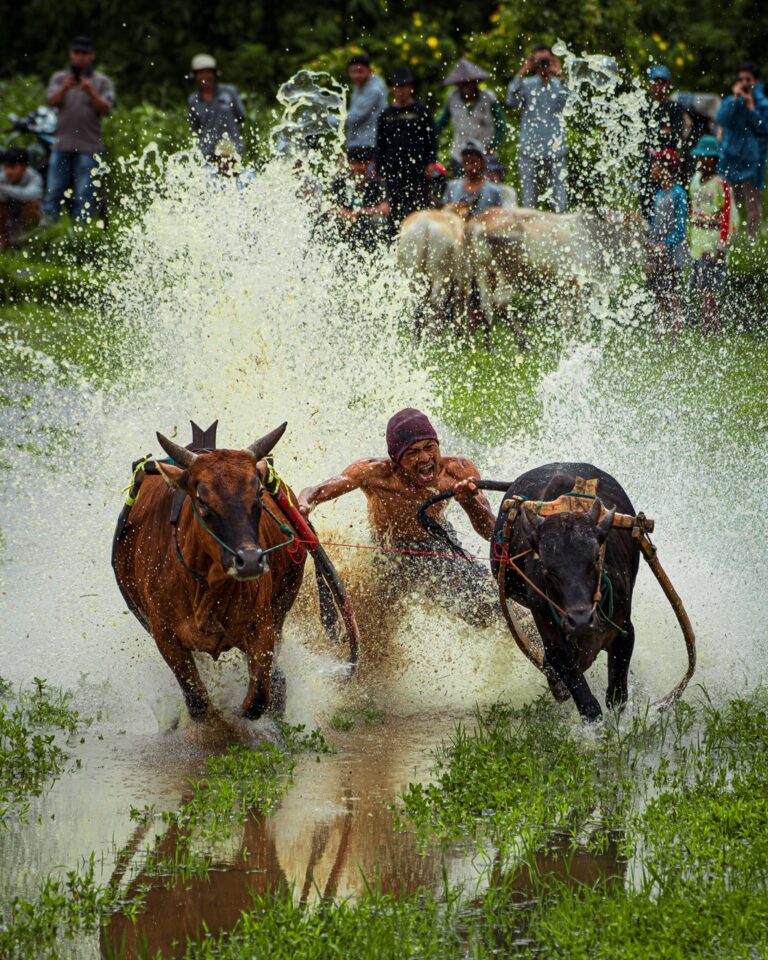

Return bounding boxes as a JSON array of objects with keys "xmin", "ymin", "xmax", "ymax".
[{"xmin": 1, "ymin": 0, "xmax": 765, "ymax": 108}]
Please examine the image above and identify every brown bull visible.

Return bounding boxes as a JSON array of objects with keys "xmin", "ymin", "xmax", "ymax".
[{"xmin": 113, "ymin": 423, "xmax": 305, "ymax": 721}]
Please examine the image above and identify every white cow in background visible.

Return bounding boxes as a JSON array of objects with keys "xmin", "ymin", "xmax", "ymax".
[
  {"xmin": 465, "ymin": 206, "xmax": 646, "ymax": 327},
  {"xmin": 397, "ymin": 209, "xmax": 467, "ymax": 333},
  {"xmin": 397, "ymin": 204, "xmax": 645, "ymax": 339}
]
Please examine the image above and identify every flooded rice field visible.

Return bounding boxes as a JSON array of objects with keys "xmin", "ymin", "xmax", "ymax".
[{"xmin": 1, "ymin": 71, "xmax": 767, "ymax": 959}]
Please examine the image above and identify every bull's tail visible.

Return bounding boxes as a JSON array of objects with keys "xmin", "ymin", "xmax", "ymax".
[
  {"xmin": 312, "ymin": 546, "xmax": 359, "ymax": 668},
  {"xmin": 315, "ymin": 562, "xmax": 340, "ymax": 637}
]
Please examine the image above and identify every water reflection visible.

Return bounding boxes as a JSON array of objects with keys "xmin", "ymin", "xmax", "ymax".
[
  {"xmin": 102, "ymin": 721, "xmax": 627, "ymax": 958},
  {"xmin": 102, "ymin": 719, "xmax": 459, "ymax": 957}
]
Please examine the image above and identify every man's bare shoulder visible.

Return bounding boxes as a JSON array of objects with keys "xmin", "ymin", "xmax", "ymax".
[
  {"xmin": 342, "ymin": 457, "xmax": 396, "ymax": 487},
  {"xmin": 442, "ymin": 455, "xmax": 482, "ymax": 483}
]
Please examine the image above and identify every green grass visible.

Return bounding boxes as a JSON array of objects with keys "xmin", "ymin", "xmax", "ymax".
[
  {"xmin": 86, "ymin": 689, "xmax": 761, "ymax": 959},
  {"xmin": 0, "ymin": 676, "xmax": 88, "ymax": 825}
]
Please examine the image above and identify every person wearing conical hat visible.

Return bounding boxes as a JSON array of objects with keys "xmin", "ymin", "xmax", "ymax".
[{"xmin": 436, "ymin": 58, "xmax": 507, "ymax": 175}]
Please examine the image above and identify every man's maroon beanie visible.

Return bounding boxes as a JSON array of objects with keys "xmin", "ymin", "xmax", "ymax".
[{"xmin": 386, "ymin": 409, "xmax": 439, "ymax": 463}]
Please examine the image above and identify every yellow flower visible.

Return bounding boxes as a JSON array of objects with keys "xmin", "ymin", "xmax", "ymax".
[
  {"xmin": 403, "ymin": 42, "xmax": 410, "ymax": 51},
  {"xmin": 426, "ymin": 36, "xmax": 439, "ymax": 49},
  {"xmin": 675, "ymin": 56, "xmax": 684, "ymax": 66},
  {"xmin": 413, "ymin": 15, "xmax": 422, "ymax": 27},
  {"xmin": 410, "ymin": 56, "xmax": 419, "ymax": 64},
  {"xmin": 434, "ymin": 51, "xmax": 442, "ymax": 60},
  {"xmin": 658, "ymin": 40, "xmax": 668, "ymax": 50},
  {"xmin": 394, "ymin": 36, "xmax": 403, "ymax": 45},
  {"xmin": 490, "ymin": 11, "xmax": 500, "ymax": 21},
  {"xmin": 651, "ymin": 33, "xmax": 662, "ymax": 42}
]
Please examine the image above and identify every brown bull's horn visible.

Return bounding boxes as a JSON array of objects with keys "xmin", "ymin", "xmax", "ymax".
[
  {"xmin": 247, "ymin": 422, "xmax": 287, "ymax": 461},
  {"xmin": 156, "ymin": 433, "xmax": 198, "ymax": 469}
]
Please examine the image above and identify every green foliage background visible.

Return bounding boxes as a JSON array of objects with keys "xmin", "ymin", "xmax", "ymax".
[{"xmin": 0, "ymin": 0, "xmax": 764, "ymax": 111}]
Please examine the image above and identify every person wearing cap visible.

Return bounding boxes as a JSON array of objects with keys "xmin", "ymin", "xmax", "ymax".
[
  {"xmin": 328, "ymin": 147, "xmax": 391, "ymax": 249},
  {"xmin": 43, "ymin": 36, "xmax": 114, "ymax": 223},
  {"xmin": 374, "ymin": 68, "xmax": 438, "ymax": 223},
  {"xmin": 442, "ymin": 141, "xmax": 504, "ymax": 218},
  {"xmin": 506, "ymin": 46, "xmax": 569, "ymax": 213},
  {"xmin": 187, "ymin": 54, "xmax": 246, "ymax": 160},
  {"xmin": 298, "ymin": 409, "xmax": 499, "ymax": 627},
  {"xmin": 0, "ymin": 148, "xmax": 43, "ymax": 250},
  {"xmin": 716, "ymin": 62, "xmax": 768, "ymax": 241},
  {"xmin": 435, "ymin": 58, "xmax": 507, "ymax": 176},
  {"xmin": 346, "ymin": 53, "xmax": 388, "ymax": 152},
  {"xmin": 688, "ymin": 136, "xmax": 737, "ymax": 333},
  {"xmin": 485, "ymin": 155, "xmax": 518, "ymax": 207},
  {"xmin": 638, "ymin": 65, "xmax": 690, "ymax": 219},
  {"xmin": 646, "ymin": 148, "xmax": 689, "ymax": 334}
]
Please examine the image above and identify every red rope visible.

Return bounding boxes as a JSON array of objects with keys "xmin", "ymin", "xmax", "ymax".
[{"xmin": 295, "ymin": 537, "xmax": 492, "ymax": 563}]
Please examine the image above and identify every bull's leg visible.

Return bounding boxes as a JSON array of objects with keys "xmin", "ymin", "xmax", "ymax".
[
  {"xmin": 153, "ymin": 625, "xmax": 210, "ymax": 721},
  {"xmin": 606, "ymin": 621, "xmax": 635, "ymax": 710},
  {"xmin": 545, "ymin": 646, "xmax": 602, "ymax": 723},
  {"xmin": 242, "ymin": 619, "xmax": 276, "ymax": 720}
]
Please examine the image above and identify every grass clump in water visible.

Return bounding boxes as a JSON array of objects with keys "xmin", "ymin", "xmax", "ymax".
[
  {"xmin": 0, "ymin": 676, "xmax": 86, "ymax": 825},
  {"xmin": 133, "ymin": 723, "xmax": 333, "ymax": 881},
  {"xmin": 0, "ymin": 723, "xmax": 331, "ymax": 958}
]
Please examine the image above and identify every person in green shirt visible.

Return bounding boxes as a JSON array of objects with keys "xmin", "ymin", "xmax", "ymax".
[{"xmin": 688, "ymin": 135, "xmax": 738, "ymax": 334}]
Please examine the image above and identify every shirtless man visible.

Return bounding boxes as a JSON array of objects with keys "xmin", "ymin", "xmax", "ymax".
[{"xmin": 298, "ymin": 408, "xmax": 499, "ymax": 627}]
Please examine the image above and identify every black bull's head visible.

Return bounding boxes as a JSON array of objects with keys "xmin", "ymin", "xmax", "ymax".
[
  {"xmin": 520, "ymin": 499, "xmax": 615, "ymax": 639},
  {"xmin": 155, "ymin": 422, "xmax": 287, "ymax": 580}
]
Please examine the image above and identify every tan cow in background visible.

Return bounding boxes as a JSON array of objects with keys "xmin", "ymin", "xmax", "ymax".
[
  {"xmin": 465, "ymin": 206, "xmax": 646, "ymax": 328},
  {"xmin": 397, "ymin": 209, "xmax": 467, "ymax": 334}
]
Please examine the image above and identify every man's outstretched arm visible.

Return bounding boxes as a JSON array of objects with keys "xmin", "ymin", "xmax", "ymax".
[{"xmin": 298, "ymin": 460, "xmax": 378, "ymax": 517}]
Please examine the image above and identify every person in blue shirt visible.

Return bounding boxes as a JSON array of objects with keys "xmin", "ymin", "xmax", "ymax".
[
  {"xmin": 716, "ymin": 62, "xmax": 768, "ymax": 240},
  {"xmin": 646, "ymin": 149, "xmax": 688, "ymax": 335},
  {"xmin": 506, "ymin": 46, "xmax": 569, "ymax": 212}
]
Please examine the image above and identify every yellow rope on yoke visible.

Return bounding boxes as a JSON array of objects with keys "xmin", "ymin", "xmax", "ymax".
[{"xmin": 121, "ymin": 456, "xmax": 152, "ymax": 507}]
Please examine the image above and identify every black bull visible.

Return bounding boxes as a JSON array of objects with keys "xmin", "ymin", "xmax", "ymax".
[
  {"xmin": 420, "ymin": 462, "xmax": 641, "ymax": 722},
  {"xmin": 491, "ymin": 463, "xmax": 638, "ymax": 721}
]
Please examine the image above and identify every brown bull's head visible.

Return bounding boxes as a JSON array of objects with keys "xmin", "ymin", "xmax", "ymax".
[
  {"xmin": 155, "ymin": 423, "xmax": 287, "ymax": 580},
  {"xmin": 520, "ymin": 499, "xmax": 615, "ymax": 639}
]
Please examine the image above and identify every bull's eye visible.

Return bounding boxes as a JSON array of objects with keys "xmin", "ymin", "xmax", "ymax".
[{"xmin": 196, "ymin": 492, "xmax": 207, "ymax": 508}]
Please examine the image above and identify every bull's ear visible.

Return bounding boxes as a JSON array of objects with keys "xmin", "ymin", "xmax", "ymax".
[
  {"xmin": 520, "ymin": 506, "xmax": 543, "ymax": 550},
  {"xmin": 247, "ymin": 422, "xmax": 287, "ymax": 461},
  {"xmin": 157, "ymin": 462, "xmax": 186, "ymax": 490},
  {"xmin": 596, "ymin": 507, "xmax": 615, "ymax": 544}
]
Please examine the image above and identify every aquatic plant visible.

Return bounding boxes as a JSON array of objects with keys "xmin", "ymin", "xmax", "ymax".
[{"xmin": 0, "ymin": 677, "xmax": 85, "ymax": 826}]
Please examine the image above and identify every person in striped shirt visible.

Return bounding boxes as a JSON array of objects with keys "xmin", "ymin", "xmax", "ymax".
[{"xmin": 688, "ymin": 135, "xmax": 738, "ymax": 334}]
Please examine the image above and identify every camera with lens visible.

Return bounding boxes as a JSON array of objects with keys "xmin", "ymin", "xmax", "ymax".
[
  {"xmin": 70, "ymin": 65, "xmax": 82, "ymax": 81},
  {"xmin": 537, "ymin": 57, "xmax": 551, "ymax": 70}
]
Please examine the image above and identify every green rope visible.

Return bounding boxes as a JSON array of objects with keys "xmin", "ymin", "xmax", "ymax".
[
  {"xmin": 189, "ymin": 497, "xmax": 295, "ymax": 557},
  {"xmin": 545, "ymin": 569, "xmax": 627, "ymax": 636}
]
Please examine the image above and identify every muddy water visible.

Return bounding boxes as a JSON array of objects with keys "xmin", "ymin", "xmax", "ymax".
[{"xmin": 0, "ymin": 711, "xmax": 478, "ymax": 957}]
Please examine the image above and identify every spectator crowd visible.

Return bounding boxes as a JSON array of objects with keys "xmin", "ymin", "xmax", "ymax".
[{"xmin": 2, "ymin": 35, "xmax": 767, "ymax": 332}]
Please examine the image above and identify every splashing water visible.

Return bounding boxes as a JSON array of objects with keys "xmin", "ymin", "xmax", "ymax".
[{"xmin": 0, "ymin": 65, "xmax": 766, "ymax": 745}]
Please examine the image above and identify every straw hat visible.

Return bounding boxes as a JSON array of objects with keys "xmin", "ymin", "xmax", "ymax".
[{"xmin": 444, "ymin": 58, "xmax": 489, "ymax": 85}]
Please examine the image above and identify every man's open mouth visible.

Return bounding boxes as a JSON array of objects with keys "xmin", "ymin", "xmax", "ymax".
[{"xmin": 418, "ymin": 464, "xmax": 436, "ymax": 481}]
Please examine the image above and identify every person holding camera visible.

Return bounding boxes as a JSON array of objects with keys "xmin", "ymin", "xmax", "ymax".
[
  {"xmin": 716, "ymin": 62, "xmax": 768, "ymax": 241},
  {"xmin": 506, "ymin": 46, "xmax": 568, "ymax": 213},
  {"xmin": 43, "ymin": 36, "xmax": 114, "ymax": 223}
]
